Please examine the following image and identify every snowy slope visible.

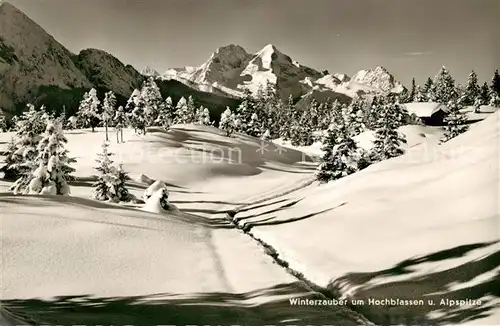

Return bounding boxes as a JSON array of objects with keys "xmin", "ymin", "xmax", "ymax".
[
  {"xmin": 273, "ymin": 124, "xmax": 444, "ymax": 159},
  {"xmin": 232, "ymin": 112, "xmax": 500, "ymax": 325},
  {"xmin": 0, "ymin": 125, "xmax": 370, "ymax": 325},
  {"xmin": 0, "ymin": 124, "xmax": 316, "ymax": 218},
  {"xmin": 1, "ymin": 194, "xmax": 368, "ymax": 325}
]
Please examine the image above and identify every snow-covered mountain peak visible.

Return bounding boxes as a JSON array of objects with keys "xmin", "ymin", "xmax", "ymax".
[
  {"xmin": 212, "ymin": 44, "xmax": 249, "ymax": 57},
  {"xmin": 188, "ymin": 44, "xmax": 252, "ymax": 86},
  {"xmin": 141, "ymin": 66, "xmax": 159, "ymax": 77},
  {"xmin": 351, "ymin": 65, "xmax": 403, "ymax": 94}
]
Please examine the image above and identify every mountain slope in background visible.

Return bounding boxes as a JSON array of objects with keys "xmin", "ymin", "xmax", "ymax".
[
  {"xmin": 161, "ymin": 44, "xmax": 404, "ymax": 102},
  {"xmin": 73, "ymin": 48, "xmax": 144, "ymax": 98},
  {"xmin": 0, "ymin": 2, "xmax": 239, "ymax": 119},
  {"xmin": 0, "ymin": 1, "xmax": 92, "ymax": 112}
]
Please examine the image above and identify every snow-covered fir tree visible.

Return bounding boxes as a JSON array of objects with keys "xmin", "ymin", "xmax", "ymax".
[
  {"xmin": 246, "ymin": 112, "xmax": 263, "ymax": 137},
  {"xmin": 114, "ymin": 106, "xmax": 127, "ymax": 143},
  {"xmin": 173, "ymin": 96, "xmax": 191, "ymax": 124},
  {"xmin": 186, "ymin": 96, "xmax": 197, "ymax": 123},
  {"xmin": 129, "ymin": 95, "xmax": 147, "ymax": 134},
  {"xmin": 155, "ymin": 97, "xmax": 174, "ymax": 130},
  {"xmin": 10, "ymin": 115, "xmax": 19, "ymax": 131},
  {"xmin": 140, "ymin": 77, "xmax": 164, "ymax": 125},
  {"xmin": 363, "ymin": 97, "xmax": 382, "ymax": 129},
  {"xmin": 259, "ymin": 81, "xmax": 281, "ymax": 138},
  {"xmin": 93, "ymin": 141, "xmax": 114, "ymax": 201},
  {"xmin": 315, "ymin": 119, "xmax": 359, "ymax": 183},
  {"xmin": 8, "ymin": 104, "xmax": 48, "ymax": 192},
  {"xmin": 489, "ymin": 90, "xmax": 500, "ymax": 107},
  {"xmin": 18, "ymin": 104, "xmax": 48, "ymax": 135},
  {"xmin": 27, "ymin": 120, "xmax": 75, "ymax": 195},
  {"xmin": 422, "ymin": 77, "xmax": 436, "ymax": 102},
  {"xmin": 306, "ymin": 99, "xmax": 320, "ymax": 131},
  {"xmin": 235, "ymin": 89, "xmax": 259, "ymax": 135},
  {"xmin": 317, "ymin": 101, "xmax": 332, "ymax": 131},
  {"xmin": 409, "ymin": 78, "xmax": 417, "ymax": 102},
  {"xmin": 125, "ymin": 89, "xmax": 141, "ymax": 115},
  {"xmin": 491, "ymin": 69, "xmax": 500, "ymax": 97},
  {"xmin": 290, "ymin": 109, "xmax": 314, "ymax": 146},
  {"xmin": 67, "ymin": 116, "xmax": 78, "ymax": 130},
  {"xmin": 78, "ymin": 88, "xmax": 101, "ymax": 132},
  {"xmin": 234, "ymin": 99, "xmax": 253, "ymax": 134},
  {"xmin": 414, "ymin": 85, "xmax": 426, "ymax": 102},
  {"xmin": 0, "ymin": 109, "xmax": 7, "ymax": 132},
  {"xmin": 371, "ymin": 102, "xmax": 407, "ymax": 161},
  {"xmin": 473, "ymin": 96, "xmax": 483, "ymax": 113},
  {"xmin": 398, "ymin": 86, "xmax": 411, "ymax": 104},
  {"xmin": 392, "ymin": 100, "xmax": 413, "ymax": 127},
  {"xmin": 463, "ymin": 70, "xmax": 480, "ymax": 105},
  {"xmin": 278, "ymin": 94, "xmax": 295, "ymax": 140},
  {"xmin": 195, "ymin": 106, "xmax": 211, "ymax": 125},
  {"xmin": 479, "ymin": 82, "xmax": 490, "ymax": 104},
  {"xmin": 93, "ymin": 144, "xmax": 131, "ymax": 202},
  {"xmin": 2, "ymin": 137, "xmax": 18, "ymax": 180},
  {"xmin": 343, "ymin": 97, "xmax": 366, "ymax": 137},
  {"xmin": 441, "ymin": 98, "xmax": 469, "ymax": 143},
  {"xmin": 219, "ymin": 107, "xmax": 237, "ymax": 137},
  {"xmin": 102, "ymin": 91, "xmax": 117, "ymax": 141},
  {"xmin": 58, "ymin": 106, "xmax": 67, "ymax": 129},
  {"xmin": 261, "ymin": 129, "xmax": 271, "ymax": 141},
  {"xmin": 433, "ymin": 66, "xmax": 457, "ymax": 104},
  {"xmin": 164, "ymin": 96, "xmax": 175, "ymax": 121},
  {"xmin": 109, "ymin": 163, "xmax": 131, "ymax": 202}
]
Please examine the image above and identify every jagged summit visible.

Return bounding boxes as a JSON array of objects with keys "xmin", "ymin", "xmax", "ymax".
[
  {"xmin": 141, "ymin": 66, "xmax": 160, "ymax": 77},
  {"xmin": 159, "ymin": 42, "xmax": 404, "ymax": 101},
  {"xmin": 213, "ymin": 44, "xmax": 249, "ymax": 56},
  {"xmin": 351, "ymin": 65, "xmax": 403, "ymax": 94}
]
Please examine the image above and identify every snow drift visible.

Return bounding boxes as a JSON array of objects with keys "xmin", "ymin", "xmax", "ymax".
[{"xmin": 232, "ymin": 111, "xmax": 500, "ymax": 325}]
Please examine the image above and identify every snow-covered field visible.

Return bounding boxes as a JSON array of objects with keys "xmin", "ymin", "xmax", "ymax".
[
  {"xmin": 273, "ymin": 124, "xmax": 444, "ymax": 159},
  {"xmin": 1, "ymin": 112, "xmax": 499, "ymax": 325},
  {"xmin": 234, "ymin": 111, "xmax": 500, "ymax": 325}
]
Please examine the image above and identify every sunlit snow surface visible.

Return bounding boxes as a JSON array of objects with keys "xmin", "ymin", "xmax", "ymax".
[{"xmin": 1, "ymin": 111, "xmax": 499, "ymax": 325}]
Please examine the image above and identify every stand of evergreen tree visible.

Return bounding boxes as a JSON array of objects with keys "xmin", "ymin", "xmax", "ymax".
[
  {"xmin": 463, "ymin": 71, "xmax": 480, "ymax": 106},
  {"xmin": 140, "ymin": 77, "xmax": 164, "ymax": 126},
  {"xmin": 2, "ymin": 137, "xmax": 18, "ymax": 180},
  {"xmin": 219, "ymin": 107, "xmax": 237, "ymax": 137},
  {"xmin": 0, "ymin": 109, "xmax": 7, "ymax": 132},
  {"xmin": 441, "ymin": 98, "xmax": 469, "ymax": 143},
  {"xmin": 155, "ymin": 97, "xmax": 174, "ymax": 130},
  {"xmin": 78, "ymin": 88, "xmax": 101, "ymax": 132},
  {"xmin": 26, "ymin": 120, "xmax": 75, "ymax": 195},
  {"xmin": 8, "ymin": 104, "xmax": 48, "ymax": 192},
  {"xmin": 433, "ymin": 66, "xmax": 457, "ymax": 104},
  {"xmin": 195, "ymin": 106, "xmax": 211, "ymax": 125},
  {"xmin": 479, "ymin": 82, "xmax": 490, "ymax": 104},
  {"xmin": 371, "ymin": 102, "xmax": 407, "ymax": 161},
  {"xmin": 93, "ymin": 142, "xmax": 131, "ymax": 202},
  {"xmin": 315, "ymin": 119, "xmax": 359, "ymax": 183},
  {"xmin": 491, "ymin": 69, "xmax": 500, "ymax": 97},
  {"xmin": 102, "ymin": 91, "xmax": 117, "ymax": 141}
]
